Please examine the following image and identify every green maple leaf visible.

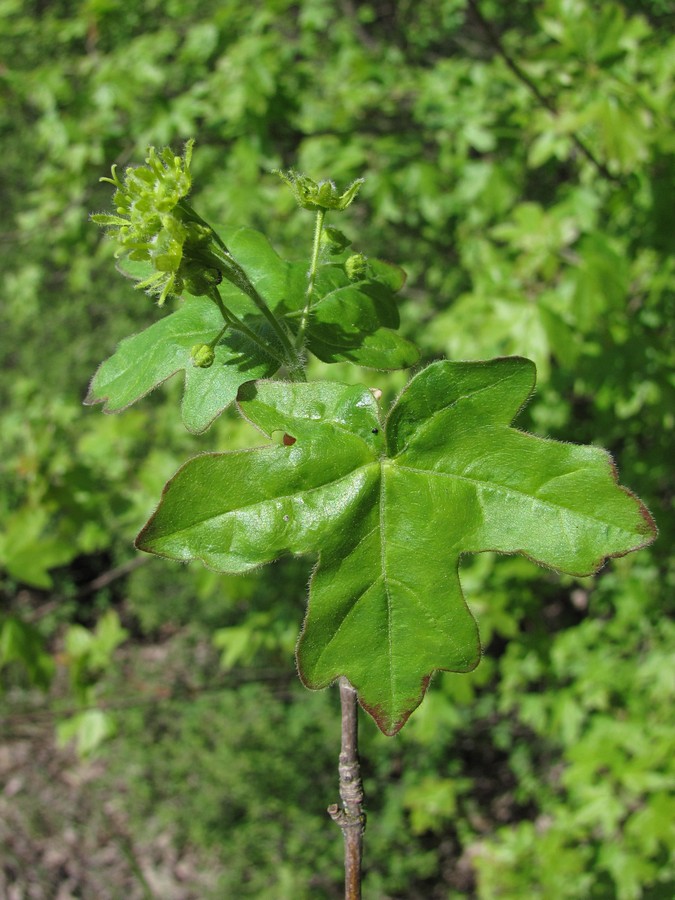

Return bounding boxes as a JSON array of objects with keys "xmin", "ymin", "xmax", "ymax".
[
  {"xmin": 136, "ymin": 358, "xmax": 656, "ymax": 734},
  {"xmin": 84, "ymin": 229, "xmax": 304, "ymax": 434},
  {"xmin": 84, "ymin": 294, "xmax": 280, "ymax": 433},
  {"xmin": 305, "ymin": 260, "xmax": 419, "ymax": 369}
]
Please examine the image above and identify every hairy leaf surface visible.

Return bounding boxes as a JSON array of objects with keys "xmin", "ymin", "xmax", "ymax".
[
  {"xmin": 84, "ymin": 295, "xmax": 279, "ymax": 434},
  {"xmin": 136, "ymin": 358, "xmax": 656, "ymax": 733}
]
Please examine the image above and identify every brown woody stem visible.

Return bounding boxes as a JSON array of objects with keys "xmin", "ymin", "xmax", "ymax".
[
  {"xmin": 467, "ymin": 0, "xmax": 621, "ymax": 184},
  {"xmin": 328, "ymin": 677, "xmax": 366, "ymax": 900}
]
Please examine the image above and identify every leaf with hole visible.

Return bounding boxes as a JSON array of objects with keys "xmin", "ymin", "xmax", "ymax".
[{"xmin": 135, "ymin": 357, "xmax": 656, "ymax": 734}]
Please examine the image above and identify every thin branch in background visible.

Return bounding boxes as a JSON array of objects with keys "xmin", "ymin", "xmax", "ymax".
[
  {"xmin": 16, "ymin": 555, "xmax": 151, "ymax": 624},
  {"xmin": 82, "ymin": 554, "xmax": 150, "ymax": 595},
  {"xmin": 103, "ymin": 803, "xmax": 156, "ymax": 900},
  {"xmin": 339, "ymin": 0, "xmax": 378, "ymax": 50},
  {"xmin": 0, "ymin": 668, "xmax": 296, "ymax": 736},
  {"xmin": 467, "ymin": 0, "xmax": 622, "ymax": 184},
  {"xmin": 328, "ymin": 677, "xmax": 366, "ymax": 900}
]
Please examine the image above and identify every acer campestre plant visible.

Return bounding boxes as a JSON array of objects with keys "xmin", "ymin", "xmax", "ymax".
[{"xmin": 88, "ymin": 141, "xmax": 656, "ymax": 898}]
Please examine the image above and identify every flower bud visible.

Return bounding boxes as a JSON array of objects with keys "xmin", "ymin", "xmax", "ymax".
[
  {"xmin": 180, "ymin": 261, "xmax": 223, "ymax": 297},
  {"xmin": 274, "ymin": 169, "xmax": 364, "ymax": 212},
  {"xmin": 345, "ymin": 253, "xmax": 368, "ymax": 282},
  {"xmin": 190, "ymin": 343, "xmax": 216, "ymax": 368},
  {"xmin": 322, "ymin": 226, "xmax": 351, "ymax": 255}
]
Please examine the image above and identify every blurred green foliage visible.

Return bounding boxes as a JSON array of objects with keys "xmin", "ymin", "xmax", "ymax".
[{"xmin": 1, "ymin": 0, "xmax": 673, "ymax": 896}]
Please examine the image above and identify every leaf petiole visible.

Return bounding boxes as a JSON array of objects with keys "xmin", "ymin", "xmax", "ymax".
[
  {"xmin": 209, "ymin": 246, "xmax": 305, "ymax": 380},
  {"xmin": 207, "ymin": 324, "xmax": 229, "ymax": 350},
  {"xmin": 207, "ymin": 287, "xmax": 303, "ymax": 378}
]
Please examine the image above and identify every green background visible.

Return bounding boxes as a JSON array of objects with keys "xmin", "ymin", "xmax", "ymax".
[{"xmin": 1, "ymin": 0, "xmax": 673, "ymax": 897}]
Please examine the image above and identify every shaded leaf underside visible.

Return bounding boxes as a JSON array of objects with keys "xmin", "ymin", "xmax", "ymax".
[{"xmin": 86, "ymin": 229, "xmax": 417, "ymax": 432}]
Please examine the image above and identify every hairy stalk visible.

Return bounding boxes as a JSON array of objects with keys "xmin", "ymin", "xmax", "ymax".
[
  {"xmin": 328, "ymin": 677, "xmax": 366, "ymax": 900},
  {"xmin": 179, "ymin": 197, "xmax": 306, "ymax": 378},
  {"xmin": 210, "ymin": 249, "xmax": 305, "ymax": 380},
  {"xmin": 207, "ymin": 323, "xmax": 229, "ymax": 349},
  {"xmin": 295, "ymin": 208, "xmax": 325, "ymax": 351},
  {"xmin": 208, "ymin": 288, "xmax": 288, "ymax": 370}
]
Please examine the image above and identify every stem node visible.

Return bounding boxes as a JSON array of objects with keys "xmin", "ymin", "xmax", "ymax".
[{"xmin": 331, "ymin": 677, "xmax": 366, "ymax": 900}]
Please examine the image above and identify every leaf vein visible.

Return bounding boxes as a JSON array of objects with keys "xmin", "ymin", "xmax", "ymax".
[
  {"xmin": 385, "ymin": 576, "xmax": 466, "ymax": 662},
  {"xmin": 159, "ymin": 462, "xmax": 373, "ymax": 537},
  {"xmin": 395, "ymin": 464, "xmax": 629, "ymax": 531},
  {"xmin": 379, "ymin": 462, "xmax": 396, "ymax": 713},
  {"xmin": 394, "ymin": 366, "xmax": 524, "ymax": 455},
  {"xmin": 311, "ymin": 575, "xmax": 382, "ymax": 671}
]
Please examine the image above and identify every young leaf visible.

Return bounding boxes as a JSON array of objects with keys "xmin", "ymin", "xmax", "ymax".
[
  {"xmin": 218, "ymin": 226, "xmax": 308, "ymax": 316},
  {"xmin": 306, "ymin": 264, "xmax": 419, "ymax": 369},
  {"xmin": 225, "ymin": 227, "xmax": 417, "ymax": 369},
  {"xmin": 136, "ymin": 358, "xmax": 656, "ymax": 734},
  {"xmin": 86, "ymin": 226, "xmax": 311, "ymax": 432},
  {"xmin": 85, "ymin": 295, "xmax": 279, "ymax": 434},
  {"xmin": 89, "ymin": 228, "xmax": 416, "ymax": 431}
]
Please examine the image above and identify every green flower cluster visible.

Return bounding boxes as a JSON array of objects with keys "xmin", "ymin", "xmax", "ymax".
[
  {"xmin": 93, "ymin": 140, "xmax": 222, "ymax": 306},
  {"xmin": 274, "ymin": 170, "xmax": 364, "ymax": 212}
]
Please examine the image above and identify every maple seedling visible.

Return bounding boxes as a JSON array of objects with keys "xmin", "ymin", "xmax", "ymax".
[{"xmin": 89, "ymin": 142, "xmax": 657, "ymax": 897}]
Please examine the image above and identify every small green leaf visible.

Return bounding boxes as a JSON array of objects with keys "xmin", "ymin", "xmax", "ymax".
[
  {"xmin": 219, "ymin": 227, "xmax": 308, "ymax": 316},
  {"xmin": 330, "ymin": 327, "xmax": 419, "ymax": 369},
  {"xmin": 0, "ymin": 506, "xmax": 76, "ymax": 588},
  {"xmin": 367, "ymin": 258, "xmax": 407, "ymax": 292},
  {"xmin": 136, "ymin": 359, "xmax": 656, "ymax": 734},
  {"xmin": 85, "ymin": 295, "xmax": 278, "ymax": 433},
  {"xmin": 88, "ymin": 227, "xmax": 306, "ymax": 432},
  {"xmin": 91, "ymin": 229, "xmax": 415, "ymax": 430},
  {"xmin": 307, "ymin": 266, "xmax": 419, "ymax": 369},
  {"xmin": 208, "ymin": 229, "xmax": 416, "ymax": 370},
  {"xmin": 57, "ymin": 709, "xmax": 116, "ymax": 756}
]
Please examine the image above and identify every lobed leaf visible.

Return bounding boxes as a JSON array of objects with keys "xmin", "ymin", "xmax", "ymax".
[
  {"xmin": 136, "ymin": 361, "xmax": 656, "ymax": 734},
  {"xmin": 85, "ymin": 295, "xmax": 279, "ymax": 434},
  {"xmin": 306, "ymin": 264, "xmax": 420, "ymax": 369},
  {"xmin": 218, "ymin": 226, "xmax": 307, "ymax": 317}
]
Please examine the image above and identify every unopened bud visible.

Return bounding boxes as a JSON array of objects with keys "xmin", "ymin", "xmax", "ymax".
[
  {"xmin": 274, "ymin": 169, "xmax": 364, "ymax": 212},
  {"xmin": 190, "ymin": 343, "xmax": 215, "ymax": 368},
  {"xmin": 345, "ymin": 253, "xmax": 368, "ymax": 282},
  {"xmin": 322, "ymin": 226, "xmax": 351, "ymax": 255},
  {"xmin": 180, "ymin": 262, "xmax": 222, "ymax": 297}
]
